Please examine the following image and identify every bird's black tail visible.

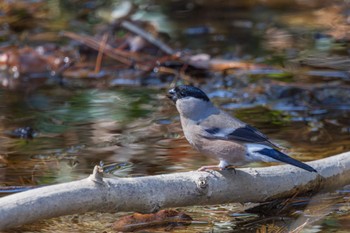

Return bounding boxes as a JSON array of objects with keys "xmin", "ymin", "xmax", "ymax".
[{"xmin": 257, "ymin": 148, "xmax": 317, "ymax": 173}]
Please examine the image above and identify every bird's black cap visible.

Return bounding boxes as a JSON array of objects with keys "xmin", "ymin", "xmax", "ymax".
[{"xmin": 167, "ymin": 85, "xmax": 210, "ymax": 103}]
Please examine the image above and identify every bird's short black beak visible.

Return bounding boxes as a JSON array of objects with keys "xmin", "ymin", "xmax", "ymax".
[{"xmin": 167, "ymin": 88, "xmax": 177, "ymax": 103}]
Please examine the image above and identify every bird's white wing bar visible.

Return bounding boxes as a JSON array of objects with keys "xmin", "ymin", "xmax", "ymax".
[{"xmin": 204, "ymin": 125, "xmax": 278, "ymax": 147}]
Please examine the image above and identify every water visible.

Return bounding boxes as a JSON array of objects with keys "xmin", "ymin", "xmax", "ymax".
[{"xmin": 1, "ymin": 0, "xmax": 350, "ymax": 232}]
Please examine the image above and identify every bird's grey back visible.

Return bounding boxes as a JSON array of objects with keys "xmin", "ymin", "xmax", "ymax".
[{"xmin": 199, "ymin": 109, "xmax": 245, "ymax": 129}]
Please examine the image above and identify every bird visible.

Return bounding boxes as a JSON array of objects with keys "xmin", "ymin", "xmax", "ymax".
[{"xmin": 167, "ymin": 85, "xmax": 317, "ymax": 173}]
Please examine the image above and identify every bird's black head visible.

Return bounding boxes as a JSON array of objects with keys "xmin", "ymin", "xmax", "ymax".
[{"xmin": 167, "ymin": 85, "xmax": 210, "ymax": 103}]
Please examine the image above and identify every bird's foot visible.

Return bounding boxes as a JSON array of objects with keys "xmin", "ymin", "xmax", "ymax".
[
  {"xmin": 197, "ymin": 165, "xmax": 237, "ymax": 174},
  {"xmin": 197, "ymin": 165, "xmax": 220, "ymax": 171},
  {"xmin": 223, "ymin": 165, "xmax": 237, "ymax": 174}
]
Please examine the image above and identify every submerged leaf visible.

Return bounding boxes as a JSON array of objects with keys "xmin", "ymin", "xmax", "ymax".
[{"xmin": 113, "ymin": 209, "xmax": 192, "ymax": 232}]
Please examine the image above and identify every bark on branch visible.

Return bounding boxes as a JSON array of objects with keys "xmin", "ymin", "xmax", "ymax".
[{"xmin": 1, "ymin": 151, "xmax": 350, "ymax": 230}]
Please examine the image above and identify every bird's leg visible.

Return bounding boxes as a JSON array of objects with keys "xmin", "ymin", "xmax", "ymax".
[{"xmin": 197, "ymin": 165, "xmax": 220, "ymax": 171}]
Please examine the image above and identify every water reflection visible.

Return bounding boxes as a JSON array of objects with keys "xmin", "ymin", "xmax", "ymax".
[{"xmin": 0, "ymin": 88, "xmax": 158, "ymax": 185}]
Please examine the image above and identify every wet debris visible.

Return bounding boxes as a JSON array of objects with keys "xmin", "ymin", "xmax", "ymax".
[
  {"xmin": 5, "ymin": 126, "xmax": 37, "ymax": 139},
  {"xmin": 298, "ymin": 56, "xmax": 350, "ymax": 71},
  {"xmin": 0, "ymin": 45, "xmax": 74, "ymax": 88},
  {"xmin": 0, "ymin": 1, "xmax": 48, "ymax": 31},
  {"xmin": 112, "ymin": 209, "xmax": 193, "ymax": 232},
  {"xmin": 0, "ymin": 2, "xmax": 268, "ymax": 89}
]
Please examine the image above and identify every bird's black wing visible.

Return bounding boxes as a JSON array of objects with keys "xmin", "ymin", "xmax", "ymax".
[{"xmin": 204, "ymin": 125, "xmax": 279, "ymax": 148}]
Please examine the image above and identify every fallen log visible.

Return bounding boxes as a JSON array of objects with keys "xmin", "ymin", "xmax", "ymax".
[{"xmin": 0, "ymin": 151, "xmax": 349, "ymax": 230}]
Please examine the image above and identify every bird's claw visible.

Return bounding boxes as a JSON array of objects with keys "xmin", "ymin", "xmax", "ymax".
[
  {"xmin": 223, "ymin": 166, "xmax": 237, "ymax": 174},
  {"xmin": 197, "ymin": 165, "xmax": 237, "ymax": 174}
]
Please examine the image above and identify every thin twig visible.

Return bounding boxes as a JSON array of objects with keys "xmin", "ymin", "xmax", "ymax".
[
  {"xmin": 95, "ymin": 33, "xmax": 108, "ymax": 73},
  {"xmin": 290, "ymin": 219, "xmax": 309, "ymax": 233},
  {"xmin": 62, "ymin": 31, "xmax": 133, "ymax": 66},
  {"xmin": 121, "ymin": 20, "xmax": 175, "ymax": 55}
]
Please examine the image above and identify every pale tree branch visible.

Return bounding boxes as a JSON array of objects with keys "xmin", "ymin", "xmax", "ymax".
[{"xmin": 0, "ymin": 151, "xmax": 350, "ymax": 230}]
